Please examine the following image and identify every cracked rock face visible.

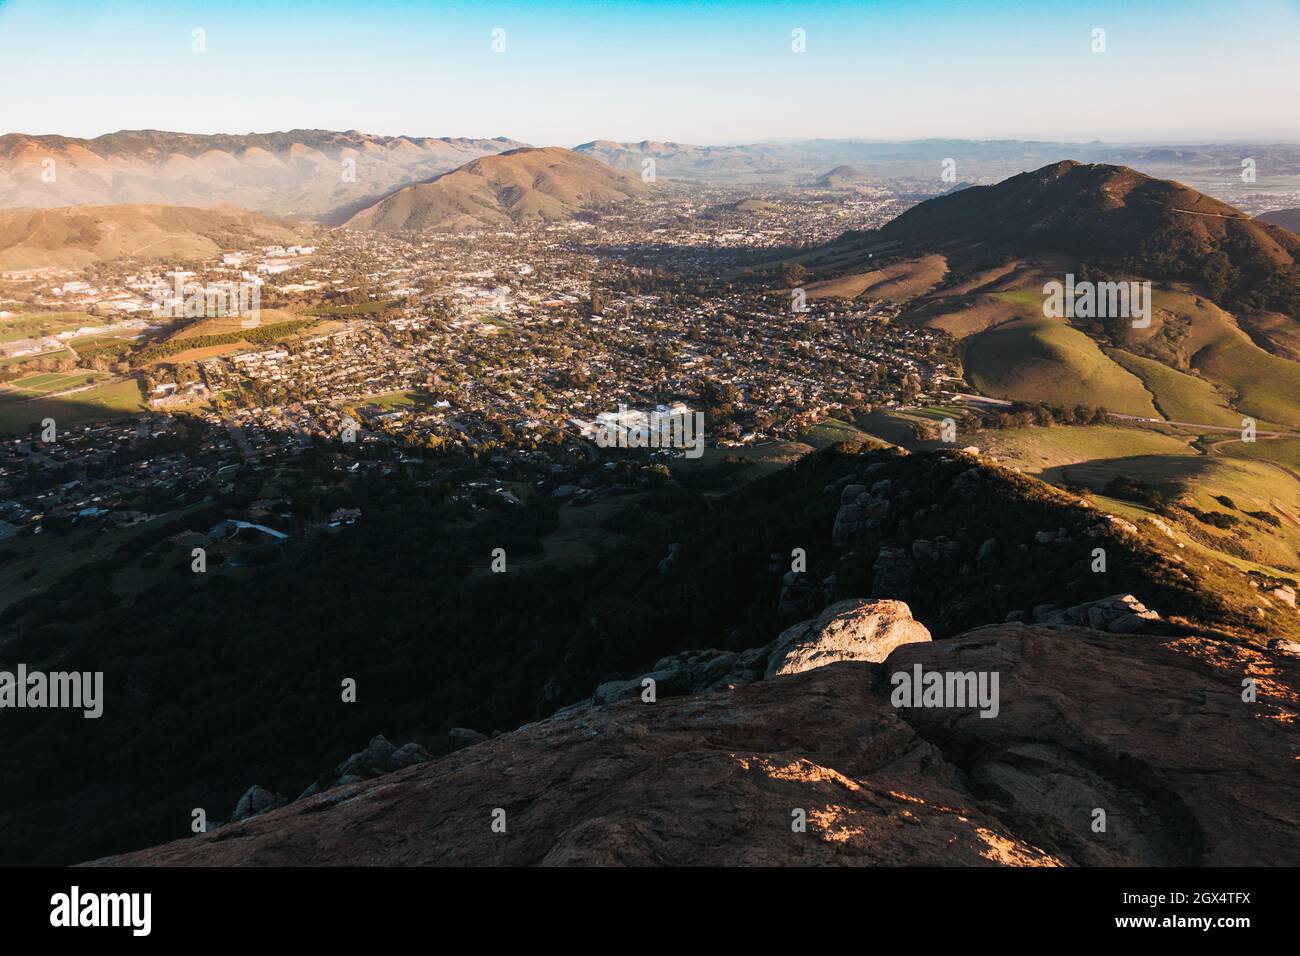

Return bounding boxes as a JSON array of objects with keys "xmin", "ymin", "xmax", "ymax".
[{"xmin": 86, "ymin": 624, "xmax": 1298, "ymax": 867}]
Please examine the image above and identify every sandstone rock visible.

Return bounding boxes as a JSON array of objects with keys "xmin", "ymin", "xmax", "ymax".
[
  {"xmin": 1268, "ymin": 585, "xmax": 1297, "ymax": 608},
  {"xmin": 1102, "ymin": 515, "xmax": 1133, "ymax": 538},
  {"xmin": 765, "ymin": 598, "xmax": 931, "ymax": 678},
  {"xmin": 1040, "ymin": 593, "xmax": 1161, "ymax": 633},
  {"xmin": 96, "ymin": 626, "xmax": 1300, "ymax": 867}
]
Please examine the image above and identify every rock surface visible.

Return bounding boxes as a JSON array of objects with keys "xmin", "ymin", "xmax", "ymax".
[
  {"xmin": 765, "ymin": 599, "xmax": 931, "ymax": 678},
  {"xmin": 294, "ymin": 734, "xmax": 433, "ymax": 801},
  {"xmin": 1036, "ymin": 593, "xmax": 1162, "ymax": 633},
  {"xmin": 88, "ymin": 625, "xmax": 1300, "ymax": 867},
  {"xmin": 232, "ymin": 785, "xmax": 285, "ymax": 822}
]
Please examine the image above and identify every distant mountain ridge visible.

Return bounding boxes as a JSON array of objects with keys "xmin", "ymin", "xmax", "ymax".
[
  {"xmin": 821, "ymin": 160, "xmax": 1300, "ymax": 315},
  {"xmin": 1258, "ymin": 208, "xmax": 1300, "ymax": 233},
  {"xmin": 0, "ymin": 130, "xmax": 524, "ymax": 221},
  {"xmin": 345, "ymin": 146, "xmax": 648, "ymax": 232},
  {"xmin": 0, "ymin": 203, "xmax": 310, "ymax": 270}
]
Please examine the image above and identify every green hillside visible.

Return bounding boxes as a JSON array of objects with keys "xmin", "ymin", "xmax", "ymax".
[{"xmin": 963, "ymin": 319, "xmax": 1158, "ymax": 416}]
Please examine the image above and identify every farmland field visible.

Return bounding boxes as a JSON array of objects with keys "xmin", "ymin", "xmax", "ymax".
[{"xmin": 0, "ymin": 377, "xmax": 145, "ymax": 434}]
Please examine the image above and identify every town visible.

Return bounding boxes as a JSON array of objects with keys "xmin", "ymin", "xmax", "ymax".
[{"xmin": 0, "ymin": 181, "xmax": 958, "ymax": 613}]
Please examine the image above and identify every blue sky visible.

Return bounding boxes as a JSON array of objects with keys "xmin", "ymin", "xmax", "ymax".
[{"xmin": 2, "ymin": 0, "xmax": 1298, "ymax": 144}]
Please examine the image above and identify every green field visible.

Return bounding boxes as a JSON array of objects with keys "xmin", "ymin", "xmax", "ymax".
[
  {"xmin": 963, "ymin": 319, "xmax": 1159, "ymax": 417},
  {"xmin": 303, "ymin": 299, "xmax": 397, "ymax": 316},
  {"xmin": 0, "ymin": 348, "xmax": 71, "ymax": 367},
  {"xmin": 987, "ymin": 288, "xmax": 1049, "ymax": 312},
  {"xmin": 0, "ymin": 377, "xmax": 145, "ymax": 434},
  {"xmin": 2, "ymin": 370, "xmax": 105, "ymax": 395},
  {"xmin": 357, "ymin": 390, "xmax": 420, "ymax": 410},
  {"xmin": 952, "ymin": 422, "xmax": 1300, "ymax": 576},
  {"xmin": 1217, "ymin": 436, "xmax": 1300, "ymax": 469},
  {"xmin": 1105, "ymin": 348, "xmax": 1242, "ymax": 426},
  {"xmin": 799, "ymin": 417, "xmax": 885, "ymax": 449},
  {"xmin": 1193, "ymin": 323, "xmax": 1300, "ymax": 428},
  {"xmin": 0, "ymin": 311, "xmax": 94, "ymax": 343},
  {"xmin": 969, "ymin": 423, "xmax": 1198, "ymax": 475}
]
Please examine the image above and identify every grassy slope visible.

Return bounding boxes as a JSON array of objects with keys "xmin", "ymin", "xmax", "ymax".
[
  {"xmin": 963, "ymin": 318, "xmax": 1159, "ymax": 416},
  {"xmin": 1105, "ymin": 348, "xmax": 1242, "ymax": 426},
  {"xmin": 965, "ymin": 424, "xmax": 1300, "ymax": 577}
]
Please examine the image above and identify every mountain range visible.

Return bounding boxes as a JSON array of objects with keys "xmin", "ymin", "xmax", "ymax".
[
  {"xmin": 1258, "ymin": 207, "xmax": 1300, "ymax": 232},
  {"xmin": 0, "ymin": 129, "xmax": 522, "ymax": 222},
  {"xmin": 344, "ymin": 146, "xmax": 648, "ymax": 232},
  {"xmin": 6, "ymin": 130, "xmax": 1300, "ymax": 218}
]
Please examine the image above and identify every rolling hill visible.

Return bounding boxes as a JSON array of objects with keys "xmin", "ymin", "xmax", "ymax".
[
  {"xmin": 1258, "ymin": 208, "xmax": 1300, "ymax": 233},
  {"xmin": 813, "ymin": 165, "xmax": 869, "ymax": 188},
  {"xmin": 0, "ymin": 130, "xmax": 522, "ymax": 221},
  {"xmin": 345, "ymin": 146, "xmax": 648, "ymax": 232},
  {"xmin": 0, "ymin": 203, "xmax": 310, "ymax": 270},
  {"xmin": 792, "ymin": 161, "xmax": 1300, "ymax": 426}
]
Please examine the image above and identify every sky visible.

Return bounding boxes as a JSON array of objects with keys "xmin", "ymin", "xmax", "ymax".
[{"xmin": 2, "ymin": 0, "xmax": 1299, "ymax": 145}]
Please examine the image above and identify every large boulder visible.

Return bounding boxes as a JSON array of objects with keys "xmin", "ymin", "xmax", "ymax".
[{"xmin": 765, "ymin": 598, "xmax": 931, "ymax": 678}]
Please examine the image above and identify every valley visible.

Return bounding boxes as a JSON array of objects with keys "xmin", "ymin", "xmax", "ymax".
[{"xmin": 1, "ymin": 134, "xmax": 1299, "ymax": 879}]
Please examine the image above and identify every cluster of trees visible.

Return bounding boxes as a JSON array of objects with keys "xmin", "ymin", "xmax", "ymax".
[{"xmin": 968, "ymin": 401, "xmax": 1111, "ymax": 432}]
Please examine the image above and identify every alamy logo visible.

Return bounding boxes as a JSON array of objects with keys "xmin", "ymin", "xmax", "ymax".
[
  {"xmin": 0, "ymin": 665, "xmax": 103, "ymax": 718},
  {"xmin": 1043, "ymin": 273, "xmax": 1151, "ymax": 328},
  {"xmin": 50, "ymin": 886, "xmax": 151, "ymax": 936},
  {"xmin": 890, "ymin": 663, "xmax": 1000, "ymax": 718},
  {"xmin": 594, "ymin": 404, "xmax": 704, "ymax": 459}
]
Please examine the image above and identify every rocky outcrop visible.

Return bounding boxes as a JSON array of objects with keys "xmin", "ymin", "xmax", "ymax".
[
  {"xmin": 295, "ymin": 734, "xmax": 433, "ymax": 801},
  {"xmin": 765, "ymin": 599, "xmax": 931, "ymax": 678},
  {"xmin": 89, "ymin": 623, "xmax": 1299, "ymax": 867},
  {"xmin": 871, "ymin": 545, "xmax": 912, "ymax": 596},
  {"xmin": 592, "ymin": 647, "xmax": 766, "ymax": 705},
  {"xmin": 1010, "ymin": 593, "xmax": 1163, "ymax": 634},
  {"xmin": 583, "ymin": 599, "xmax": 928, "ymax": 707},
  {"xmin": 832, "ymin": 487, "xmax": 890, "ymax": 545},
  {"xmin": 232, "ymin": 785, "xmax": 285, "ymax": 823}
]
